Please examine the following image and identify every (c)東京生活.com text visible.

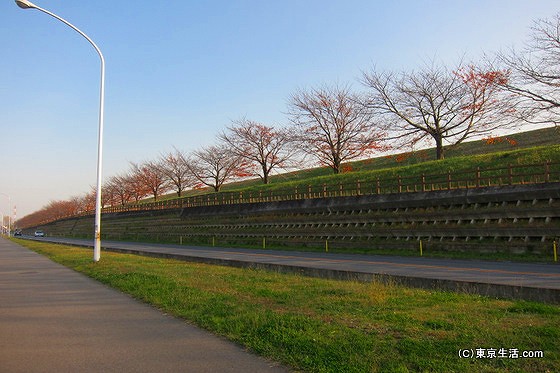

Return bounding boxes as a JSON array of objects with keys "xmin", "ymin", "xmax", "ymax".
[{"xmin": 458, "ymin": 348, "xmax": 544, "ymax": 359}]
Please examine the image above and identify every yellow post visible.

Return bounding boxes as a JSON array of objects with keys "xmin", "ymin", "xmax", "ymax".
[
  {"xmin": 420, "ymin": 239, "xmax": 423, "ymax": 256},
  {"xmin": 263, "ymin": 237, "xmax": 266, "ymax": 249},
  {"xmin": 325, "ymin": 239, "xmax": 329, "ymax": 252},
  {"xmin": 212, "ymin": 236, "xmax": 215, "ymax": 247},
  {"xmin": 554, "ymin": 240, "xmax": 558, "ymax": 262}
]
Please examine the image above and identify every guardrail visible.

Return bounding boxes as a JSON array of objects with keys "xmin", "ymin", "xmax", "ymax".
[
  {"xmin": 27, "ymin": 161, "xmax": 560, "ymax": 227},
  {"xmin": 102, "ymin": 161, "xmax": 560, "ymax": 214}
]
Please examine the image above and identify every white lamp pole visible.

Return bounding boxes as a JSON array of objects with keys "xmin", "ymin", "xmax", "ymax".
[
  {"xmin": 16, "ymin": 0, "xmax": 105, "ymax": 262},
  {"xmin": 0, "ymin": 194, "xmax": 11, "ymax": 238}
]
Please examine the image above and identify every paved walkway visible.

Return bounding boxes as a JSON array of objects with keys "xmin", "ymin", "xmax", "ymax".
[
  {"xmin": 30, "ymin": 236, "xmax": 560, "ymax": 304},
  {"xmin": 0, "ymin": 239, "xmax": 289, "ymax": 373}
]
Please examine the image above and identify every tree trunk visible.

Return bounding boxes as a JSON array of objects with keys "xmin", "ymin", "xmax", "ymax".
[
  {"xmin": 332, "ymin": 154, "xmax": 341, "ymax": 174},
  {"xmin": 435, "ymin": 135, "xmax": 445, "ymax": 160},
  {"xmin": 262, "ymin": 164, "xmax": 269, "ymax": 184},
  {"xmin": 332, "ymin": 164, "xmax": 341, "ymax": 174}
]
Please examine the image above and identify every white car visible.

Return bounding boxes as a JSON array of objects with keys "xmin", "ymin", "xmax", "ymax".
[{"xmin": 34, "ymin": 230, "xmax": 45, "ymax": 237}]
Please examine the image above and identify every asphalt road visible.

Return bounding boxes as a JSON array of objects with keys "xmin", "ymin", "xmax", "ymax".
[
  {"xmin": 24, "ymin": 236, "xmax": 560, "ymax": 293},
  {"xmin": 0, "ymin": 238, "xmax": 289, "ymax": 373}
]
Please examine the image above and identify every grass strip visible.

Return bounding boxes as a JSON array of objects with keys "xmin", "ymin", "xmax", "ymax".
[
  {"xmin": 16, "ymin": 239, "xmax": 560, "ymax": 373},
  {"xmin": 162, "ymin": 144, "xmax": 560, "ymax": 198}
]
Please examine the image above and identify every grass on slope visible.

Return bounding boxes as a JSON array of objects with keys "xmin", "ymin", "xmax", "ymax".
[
  {"xmin": 147, "ymin": 127, "xmax": 560, "ymax": 203},
  {"xmin": 223, "ymin": 126, "xmax": 560, "ymax": 190},
  {"xmin": 17, "ymin": 239, "xmax": 560, "ymax": 373},
  {"xmin": 216, "ymin": 145, "xmax": 560, "ymax": 198}
]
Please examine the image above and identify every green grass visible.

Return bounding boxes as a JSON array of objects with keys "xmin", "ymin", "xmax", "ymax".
[
  {"xmin": 149, "ymin": 127, "xmax": 560, "ymax": 201},
  {"xmin": 211, "ymin": 126, "xmax": 560, "ymax": 191},
  {"xmin": 140, "ymin": 144, "xmax": 560, "ymax": 209},
  {"xmin": 40, "ymin": 143, "xmax": 560, "ymax": 263},
  {"xmin": 16, "ymin": 238, "xmax": 560, "ymax": 373},
  {"xmin": 223, "ymin": 145, "xmax": 560, "ymax": 196}
]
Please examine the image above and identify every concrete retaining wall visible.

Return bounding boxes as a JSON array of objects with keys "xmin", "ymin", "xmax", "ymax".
[{"xmin": 36, "ymin": 182, "xmax": 560, "ymax": 255}]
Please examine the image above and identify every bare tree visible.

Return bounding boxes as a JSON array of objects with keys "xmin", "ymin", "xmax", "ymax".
[
  {"xmin": 362, "ymin": 62, "xmax": 513, "ymax": 160},
  {"xmin": 125, "ymin": 168, "xmax": 149, "ymax": 202},
  {"xmin": 102, "ymin": 181, "xmax": 118, "ymax": 207},
  {"xmin": 100, "ymin": 183, "xmax": 115, "ymax": 208},
  {"xmin": 130, "ymin": 160, "xmax": 170, "ymax": 201},
  {"xmin": 188, "ymin": 145, "xmax": 249, "ymax": 192},
  {"xmin": 47, "ymin": 199, "xmax": 79, "ymax": 219},
  {"xmin": 219, "ymin": 119, "xmax": 296, "ymax": 184},
  {"xmin": 496, "ymin": 13, "xmax": 560, "ymax": 124},
  {"xmin": 68, "ymin": 195, "xmax": 87, "ymax": 215},
  {"xmin": 80, "ymin": 190, "xmax": 97, "ymax": 213},
  {"xmin": 288, "ymin": 84, "xmax": 384, "ymax": 174},
  {"xmin": 160, "ymin": 148, "xmax": 194, "ymax": 197},
  {"xmin": 16, "ymin": 193, "xmax": 93, "ymax": 228},
  {"xmin": 105, "ymin": 174, "xmax": 134, "ymax": 206}
]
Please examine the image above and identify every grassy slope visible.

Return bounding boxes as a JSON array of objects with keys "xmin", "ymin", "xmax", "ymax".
[
  {"xmin": 233, "ymin": 145, "xmax": 560, "ymax": 196},
  {"xmin": 225, "ymin": 126, "xmax": 560, "ymax": 188},
  {"xmin": 150, "ymin": 126, "xmax": 560, "ymax": 202}
]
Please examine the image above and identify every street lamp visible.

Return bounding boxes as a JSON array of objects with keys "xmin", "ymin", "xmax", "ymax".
[
  {"xmin": 0, "ymin": 194, "xmax": 11, "ymax": 238},
  {"xmin": 15, "ymin": 0, "xmax": 105, "ymax": 262}
]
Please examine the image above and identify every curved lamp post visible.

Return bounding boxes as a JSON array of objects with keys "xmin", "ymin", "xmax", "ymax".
[{"xmin": 15, "ymin": 0, "xmax": 105, "ymax": 262}]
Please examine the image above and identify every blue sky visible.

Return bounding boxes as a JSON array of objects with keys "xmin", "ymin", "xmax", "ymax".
[{"xmin": 1, "ymin": 0, "xmax": 558, "ymax": 218}]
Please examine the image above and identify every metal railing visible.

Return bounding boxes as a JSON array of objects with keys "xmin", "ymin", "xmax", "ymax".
[
  {"xmin": 101, "ymin": 161, "xmax": 560, "ymax": 214},
  {"xmin": 24, "ymin": 161, "xmax": 560, "ymax": 228}
]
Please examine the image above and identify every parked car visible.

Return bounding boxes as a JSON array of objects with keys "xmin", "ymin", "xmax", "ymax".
[{"xmin": 34, "ymin": 230, "xmax": 45, "ymax": 237}]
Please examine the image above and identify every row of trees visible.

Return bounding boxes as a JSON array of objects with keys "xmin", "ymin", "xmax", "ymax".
[{"xmin": 18, "ymin": 12, "xmax": 560, "ymax": 228}]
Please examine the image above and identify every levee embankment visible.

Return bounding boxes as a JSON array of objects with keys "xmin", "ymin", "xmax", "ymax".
[{"xmin": 31, "ymin": 182, "xmax": 560, "ymax": 256}]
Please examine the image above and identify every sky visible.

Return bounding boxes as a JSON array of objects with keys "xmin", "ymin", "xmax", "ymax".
[{"xmin": 1, "ymin": 0, "xmax": 558, "ymax": 219}]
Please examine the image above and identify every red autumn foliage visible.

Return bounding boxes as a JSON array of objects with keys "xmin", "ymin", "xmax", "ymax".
[
  {"xmin": 289, "ymin": 84, "xmax": 385, "ymax": 174},
  {"xmin": 364, "ymin": 63, "xmax": 515, "ymax": 160},
  {"xmin": 482, "ymin": 136, "xmax": 518, "ymax": 146},
  {"xmin": 220, "ymin": 119, "xmax": 296, "ymax": 184},
  {"xmin": 340, "ymin": 164, "xmax": 354, "ymax": 173}
]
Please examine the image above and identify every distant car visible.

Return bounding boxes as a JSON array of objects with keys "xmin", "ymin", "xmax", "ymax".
[
  {"xmin": 13, "ymin": 229, "xmax": 22, "ymax": 236},
  {"xmin": 34, "ymin": 230, "xmax": 45, "ymax": 237}
]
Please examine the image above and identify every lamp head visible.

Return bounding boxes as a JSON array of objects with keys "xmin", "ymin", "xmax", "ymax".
[{"xmin": 15, "ymin": 0, "xmax": 37, "ymax": 9}]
